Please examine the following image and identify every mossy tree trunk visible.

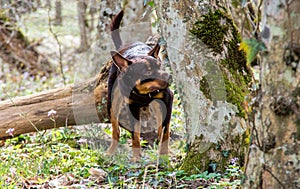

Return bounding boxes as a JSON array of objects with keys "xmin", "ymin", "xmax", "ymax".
[
  {"xmin": 243, "ymin": 0, "xmax": 300, "ymax": 188},
  {"xmin": 156, "ymin": 0, "xmax": 251, "ymax": 172}
]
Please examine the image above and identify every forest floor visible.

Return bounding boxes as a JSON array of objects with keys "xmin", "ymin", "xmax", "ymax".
[
  {"xmin": 0, "ymin": 126, "xmax": 242, "ymax": 188},
  {"xmin": 0, "ymin": 1, "xmax": 242, "ymax": 188}
]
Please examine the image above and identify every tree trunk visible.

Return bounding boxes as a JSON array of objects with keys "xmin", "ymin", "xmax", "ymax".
[
  {"xmin": 0, "ymin": 60, "xmax": 110, "ymax": 140},
  {"xmin": 156, "ymin": 0, "xmax": 251, "ymax": 172},
  {"xmin": 243, "ymin": 0, "xmax": 300, "ymax": 188},
  {"xmin": 54, "ymin": 0, "xmax": 62, "ymax": 26},
  {"xmin": 77, "ymin": 0, "xmax": 88, "ymax": 52},
  {"xmin": 122, "ymin": 0, "xmax": 152, "ymax": 41},
  {"xmin": 45, "ymin": 0, "xmax": 51, "ymax": 8},
  {"xmin": 0, "ymin": 16, "xmax": 52, "ymax": 76},
  {"xmin": 89, "ymin": 0, "xmax": 97, "ymax": 31}
]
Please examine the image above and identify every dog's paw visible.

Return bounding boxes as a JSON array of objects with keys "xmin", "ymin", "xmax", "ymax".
[
  {"xmin": 105, "ymin": 148, "xmax": 116, "ymax": 156},
  {"xmin": 130, "ymin": 156, "xmax": 141, "ymax": 163},
  {"xmin": 131, "ymin": 148, "xmax": 141, "ymax": 162},
  {"xmin": 159, "ymin": 147, "xmax": 169, "ymax": 155}
]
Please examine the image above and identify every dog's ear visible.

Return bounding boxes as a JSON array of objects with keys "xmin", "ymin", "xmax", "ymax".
[
  {"xmin": 111, "ymin": 51, "xmax": 132, "ymax": 71},
  {"xmin": 148, "ymin": 43, "xmax": 160, "ymax": 59}
]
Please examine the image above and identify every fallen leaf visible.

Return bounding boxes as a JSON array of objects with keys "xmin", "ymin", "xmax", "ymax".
[{"xmin": 88, "ymin": 167, "xmax": 107, "ymax": 182}]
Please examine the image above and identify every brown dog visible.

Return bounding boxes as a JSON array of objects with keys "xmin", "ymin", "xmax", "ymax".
[{"xmin": 106, "ymin": 10, "xmax": 173, "ymax": 162}]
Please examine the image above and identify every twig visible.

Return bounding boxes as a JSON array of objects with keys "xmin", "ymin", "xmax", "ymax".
[
  {"xmin": 254, "ymin": 0, "xmax": 263, "ymax": 36},
  {"xmin": 286, "ymin": 0, "xmax": 295, "ymax": 49},
  {"xmin": 47, "ymin": 5, "xmax": 66, "ymax": 85},
  {"xmin": 263, "ymin": 164, "xmax": 286, "ymax": 189},
  {"xmin": 156, "ymin": 126, "xmax": 166, "ymax": 181},
  {"xmin": 142, "ymin": 164, "xmax": 156, "ymax": 189}
]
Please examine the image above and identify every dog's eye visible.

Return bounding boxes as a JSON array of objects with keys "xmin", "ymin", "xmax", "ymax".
[
  {"xmin": 145, "ymin": 67, "xmax": 152, "ymax": 75},
  {"xmin": 145, "ymin": 70, "xmax": 152, "ymax": 75}
]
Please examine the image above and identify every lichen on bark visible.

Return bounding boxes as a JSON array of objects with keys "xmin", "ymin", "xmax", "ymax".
[{"xmin": 190, "ymin": 9, "xmax": 251, "ymax": 117}]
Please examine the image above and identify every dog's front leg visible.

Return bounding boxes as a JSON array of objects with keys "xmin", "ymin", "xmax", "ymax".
[
  {"xmin": 129, "ymin": 104, "xmax": 141, "ymax": 162},
  {"xmin": 158, "ymin": 123, "xmax": 170, "ymax": 155},
  {"xmin": 131, "ymin": 121, "xmax": 141, "ymax": 162},
  {"xmin": 106, "ymin": 109, "xmax": 120, "ymax": 155}
]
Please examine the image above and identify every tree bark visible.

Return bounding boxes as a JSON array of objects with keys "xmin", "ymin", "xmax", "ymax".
[
  {"xmin": 244, "ymin": 0, "xmax": 300, "ymax": 188},
  {"xmin": 88, "ymin": 0, "xmax": 97, "ymax": 31},
  {"xmin": 122, "ymin": 0, "xmax": 152, "ymax": 41},
  {"xmin": 54, "ymin": 0, "xmax": 62, "ymax": 26},
  {"xmin": 45, "ymin": 0, "xmax": 51, "ymax": 8},
  {"xmin": 156, "ymin": 0, "xmax": 251, "ymax": 172},
  {"xmin": 77, "ymin": 0, "xmax": 88, "ymax": 52},
  {"xmin": 0, "ymin": 61, "xmax": 110, "ymax": 140}
]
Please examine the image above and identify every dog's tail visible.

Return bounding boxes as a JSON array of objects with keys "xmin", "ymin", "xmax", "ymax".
[{"xmin": 111, "ymin": 10, "xmax": 124, "ymax": 50}]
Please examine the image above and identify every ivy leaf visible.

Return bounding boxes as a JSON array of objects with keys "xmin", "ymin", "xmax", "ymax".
[
  {"xmin": 144, "ymin": 0, "xmax": 155, "ymax": 7},
  {"xmin": 239, "ymin": 38, "xmax": 266, "ymax": 66}
]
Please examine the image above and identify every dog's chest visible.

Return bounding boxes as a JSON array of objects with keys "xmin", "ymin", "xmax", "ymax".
[{"xmin": 112, "ymin": 87, "xmax": 162, "ymax": 134}]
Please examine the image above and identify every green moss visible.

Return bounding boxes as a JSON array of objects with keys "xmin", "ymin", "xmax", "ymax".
[
  {"xmin": 190, "ymin": 10, "xmax": 228, "ymax": 54},
  {"xmin": 180, "ymin": 141, "xmax": 233, "ymax": 173},
  {"xmin": 180, "ymin": 144, "xmax": 215, "ymax": 174},
  {"xmin": 190, "ymin": 9, "xmax": 251, "ymax": 117},
  {"xmin": 223, "ymin": 72, "xmax": 247, "ymax": 117},
  {"xmin": 180, "ymin": 129, "xmax": 251, "ymax": 173}
]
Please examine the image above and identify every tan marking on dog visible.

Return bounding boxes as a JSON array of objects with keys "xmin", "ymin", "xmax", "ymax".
[
  {"xmin": 153, "ymin": 91, "xmax": 164, "ymax": 99},
  {"xmin": 124, "ymin": 97, "xmax": 132, "ymax": 104}
]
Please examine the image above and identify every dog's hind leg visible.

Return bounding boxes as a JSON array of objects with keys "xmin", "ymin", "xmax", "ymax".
[{"xmin": 158, "ymin": 89, "xmax": 173, "ymax": 156}]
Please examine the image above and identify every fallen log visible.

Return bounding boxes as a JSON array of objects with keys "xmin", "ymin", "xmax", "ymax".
[{"xmin": 0, "ymin": 61, "xmax": 110, "ymax": 140}]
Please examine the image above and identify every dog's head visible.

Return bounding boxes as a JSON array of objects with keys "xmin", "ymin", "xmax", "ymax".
[{"xmin": 111, "ymin": 43, "xmax": 171, "ymax": 100}]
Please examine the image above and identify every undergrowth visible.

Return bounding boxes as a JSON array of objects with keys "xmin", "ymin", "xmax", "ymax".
[{"xmin": 0, "ymin": 127, "xmax": 242, "ymax": 188}]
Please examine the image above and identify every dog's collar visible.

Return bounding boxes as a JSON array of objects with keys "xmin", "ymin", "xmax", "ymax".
[
  {"xmin": 128, "ymin": 87, "xmax": 164, "ymax": 106},
  {"xmin": 131, "ymin": 88, "xmax": 162, "ymax": 98}
]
